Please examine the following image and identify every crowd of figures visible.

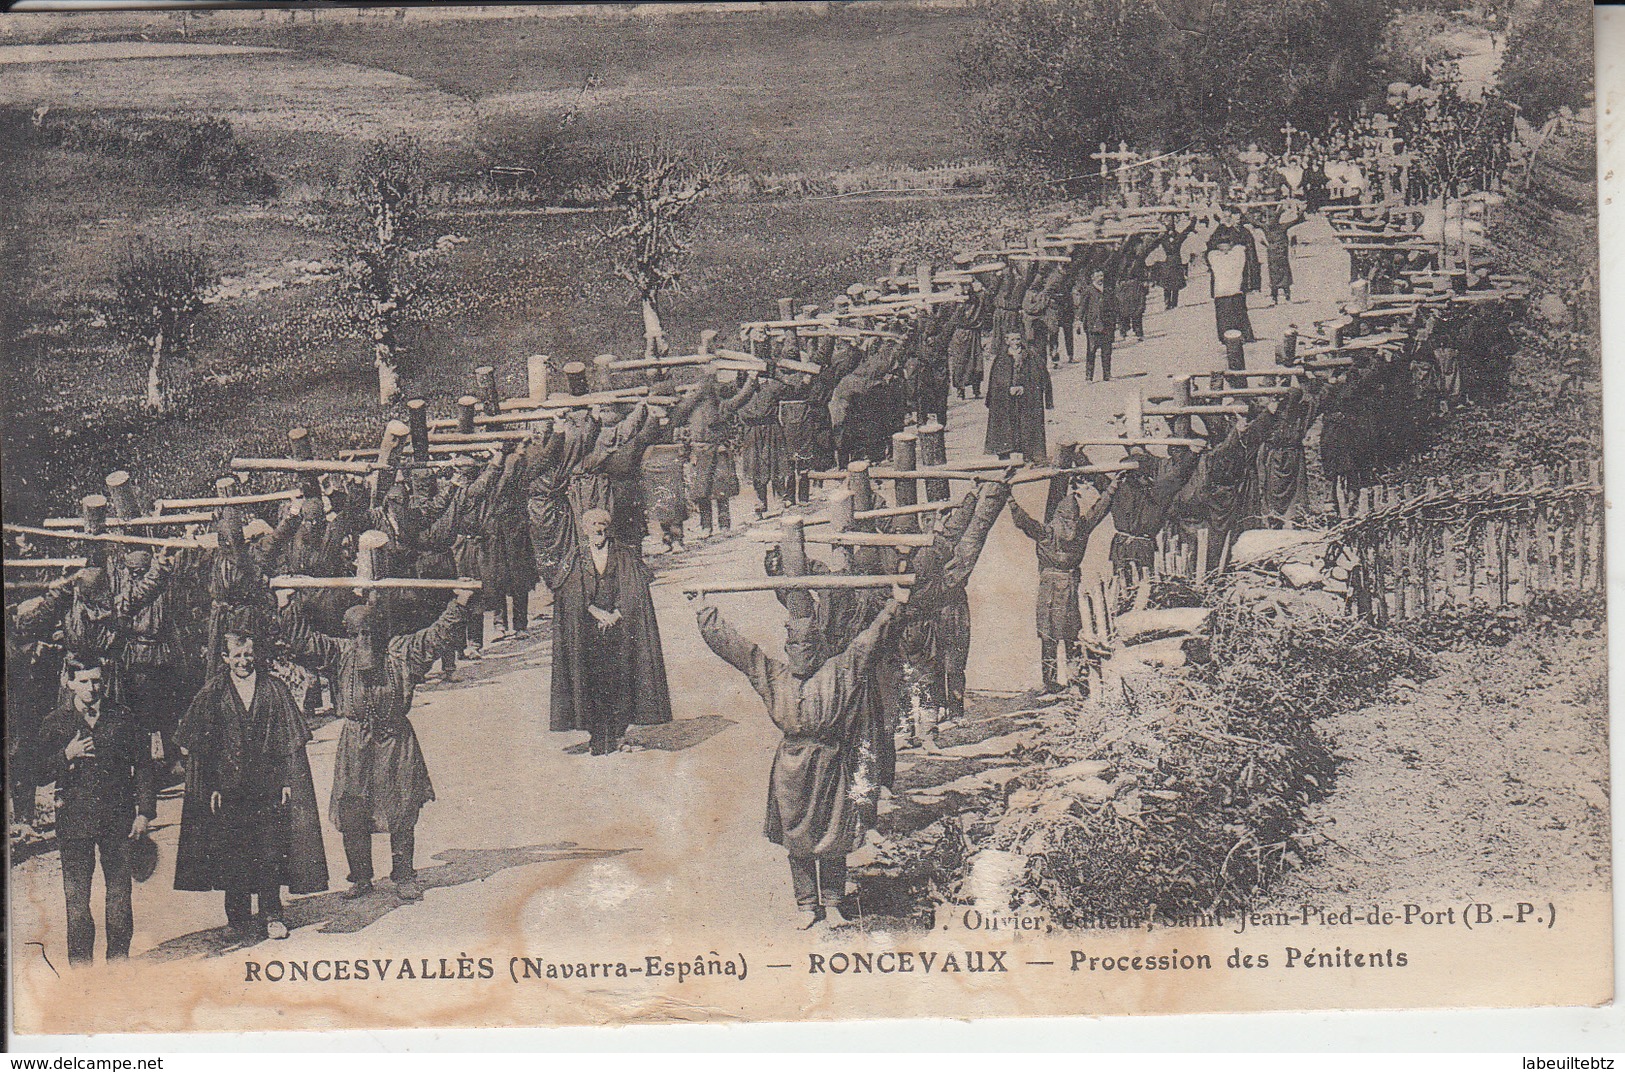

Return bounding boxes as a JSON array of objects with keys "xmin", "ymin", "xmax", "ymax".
[{"xmin": 4, "ymin": 183, "xmax": 1530, "ymax": 949}]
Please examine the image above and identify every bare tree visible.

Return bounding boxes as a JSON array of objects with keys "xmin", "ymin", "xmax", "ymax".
[
  {"xmin": 597, "ymin": 140, "xmax": 727, "ymax": 357},
  {"xmin": 339, "ymin": 135, "xmax": 426, "ymax": 405},
  {"xmin": 112, "ymin": 238, "xmax": 213, "ymax": 417}
]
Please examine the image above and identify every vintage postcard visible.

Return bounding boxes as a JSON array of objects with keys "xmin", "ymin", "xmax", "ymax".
[{"xmin": 1, "ymin": 0, "xmax": 1608, "ymax": 1035}]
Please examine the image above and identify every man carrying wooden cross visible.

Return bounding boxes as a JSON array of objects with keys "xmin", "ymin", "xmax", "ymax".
[
  {"xmin": 275, "ymin": 581, "xmax": 475, "ymax": 902},
  {"xmin": 692, "ymin": 579, "xmax": 908, "ymax": 930},
  {"xmin": 1008, "ymin": 456, "xmax": 1122, "ymax": 697}
]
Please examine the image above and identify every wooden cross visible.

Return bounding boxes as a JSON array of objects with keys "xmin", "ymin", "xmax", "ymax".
[
  {"xmin": 3, "ymin": 522, "xmax": 204, "ymax": 551},
  {"xmin": 743, "ymin": 528, "xmax": 932, "ymax": 550},
  {"xmin": 427, "ymin": 387, "xmax": 673, "ymax": 430},
  {"xmin": 682, "ymin": 575, "xmax": 914, "ymax": 596},
  {"xmin": 1006, "ymin": 463, "xmax": 1139, "ymax": 487},
  {"xmin": 808, "ymin": 459, "xmax": 1008, "ymax": 483},
  {"xmin": 1281, "ymin": 121, "xmax": 1299, "ymax": 155},
  {"xmin": 269, "ymin": 575, "xmax": 482, "ymax": 591},
  {"xmin": 41, "ymin": 512, "xmax": 214, "ymax": 530},
  {"xmin": 1092, "ymin": 142, "xmax": 1138, "ymax": 201},
  {"xmin": 6, "ymin": 556, "xmax": 89, "ymax": 568},
  {"xmin": 152, "ymin": 488, "xmax": 301, "ymax": 512}
]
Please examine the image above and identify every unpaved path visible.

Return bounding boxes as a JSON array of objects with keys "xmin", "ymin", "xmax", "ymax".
[{"xmin": 7, "ymin": 217, "xmax": 1357, "ymax": 996}]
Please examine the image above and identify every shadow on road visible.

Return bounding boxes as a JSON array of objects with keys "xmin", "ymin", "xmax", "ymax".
[
  {"xmin": 562, "ymin": 716, "xmax": 736, "ymax": 756},
  {"xmin": 139, "ymin": 841, "xmax": 635, "ymax": 962}
]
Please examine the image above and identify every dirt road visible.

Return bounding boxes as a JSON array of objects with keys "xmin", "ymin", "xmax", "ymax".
[{"xmin": 8, "ymin": 216, "xmax": 1356, "ymax": 976}]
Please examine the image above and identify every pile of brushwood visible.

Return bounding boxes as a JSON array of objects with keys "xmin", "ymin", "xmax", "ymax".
[{"xmin": 887, "ymin": 580, "xmax": 1438, "ymax": 926}]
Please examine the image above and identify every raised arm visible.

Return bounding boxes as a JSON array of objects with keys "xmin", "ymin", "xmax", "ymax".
[
  {"xmin": 696, "ymin": 601, "xmax": 775, "ymax": 706},
  {"xmin": 723, "ymin": 376, "xmax": 760, "ymax": 415},
  {"xmin": 117, "ymin": 552, "xmax": 174, "ymax": 617},
  {"xmin": 842, "ymin": 597, "xmax": 904, "ymax": 676},
  {"xmin": 1080, "ymin": 479, "xmax": 1118, "ymax": 530},
  {"xmin": 1150, "ymin": 451, "xmax": 1202, "ymax": 510},
  {"xmin": 275, "ymin": 598, "xmax": 345, "ymax": 669},
  {"xmin": 391, "ymin": 596, "xmax": 470, "ymax": 679},
  {"xmin": 940, "ymin": 480, "xmax": 1011, "ymax": 591},
  {"xmin": 1007, "ymin": 498, "xmax": 1047, "ymax": 543},
  {"xmin": 939, "ymin": 490, "xmax": 980, "ymax": 545}
]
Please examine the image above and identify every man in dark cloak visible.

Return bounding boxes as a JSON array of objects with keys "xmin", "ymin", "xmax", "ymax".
[
  {"xmin": 276, "ymin": 587, "xmax": 472, "ymax": 901},
  {"xmin": 984, "ymin": 331, "xmax": 1047, "ymax": 462},
  {"xmin": 174, "ymin": 628, "xmax": 327, "ymax": 941},
  {"xmin": 549, "ymin": 508, "xmax": 672, "ymax": 755},
  {"xmin": 695, "ymin": 586, "xmax": 906, "ymax": 929}
]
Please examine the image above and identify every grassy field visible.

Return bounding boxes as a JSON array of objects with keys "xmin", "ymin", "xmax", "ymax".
[
  {"xmin": 197, "ymin": 7, "xmax": 976, "ymax": 175},
  {"xmin": 1, "ymin": 187, "xmax": 1018, "ymax": 519},
  {"xmin": 0, "ymin": 7, "xmax": 975, "ymax": 185},
  {"xmin": 1, "ymin": 5, "xmax": 991, "ymax": 519}
]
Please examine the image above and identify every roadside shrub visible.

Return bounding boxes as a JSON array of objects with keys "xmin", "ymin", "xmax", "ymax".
[{"xmin": 980, "ymin": 587, "xmax": 1432, "ymax": 924}]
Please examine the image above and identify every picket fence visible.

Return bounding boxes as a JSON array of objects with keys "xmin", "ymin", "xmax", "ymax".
[
  {"xmin": 1336, "ymin": 460, "xmax": 1604, "ymax": 622},
  {"xmin": 1106, "ymin": 459, "xmax": 1604, "ymax": 628}
]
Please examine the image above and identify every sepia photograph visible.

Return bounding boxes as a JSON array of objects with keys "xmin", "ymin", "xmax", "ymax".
[{"xmin": 0, "ymin": 0, "xmax": 1609, "ymax": 1038}]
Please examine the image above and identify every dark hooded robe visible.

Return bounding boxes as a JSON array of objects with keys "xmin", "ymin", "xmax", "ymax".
[
  {"xmin": 1202, "ymin": 412, "xmax": 1276, "ymax": 568},
  {"xmin": 278, "ymin": 599, "xmax": 464, "ymax": 833},
  {"xmin": 1009, "ymin": 490, "xmax": 1111, "ymax": 644},
  {"xmin": 1261, "ymin": 207, "xmax": 1304, "ymax": 295},
  {"xmin": 569, "ymin": 405, "xmax": 659, "ymax": 546},
  {"xmin": 1110, "ymin": 450, "xmax": 1200, "ymax": 573},
  {"xmin": 698, "ymin": 599, "xmax": 902, "ymax": 858},
  {"xmin": 548, "ymin": 539, "xmax": 672, "ymax": 738},
  {"xmin": 525, "ymin": 411, "xmax": 600, "ymax": 590},
  {"xmin": 1254, "ymin": 384, "xmax": 1320, "ymax": 526},
  {"xmin": 173, "ymin": 672, "xmax": 327, "ymax": 895},
  {"xmin": 730, "ymin": 375, "xmax": 791, "ymax": 496}
]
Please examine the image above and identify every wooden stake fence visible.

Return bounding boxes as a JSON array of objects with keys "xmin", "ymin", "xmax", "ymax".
[{"xmin": 1335, "ymin": 460, "xmax": 1603, "ymax": 623}]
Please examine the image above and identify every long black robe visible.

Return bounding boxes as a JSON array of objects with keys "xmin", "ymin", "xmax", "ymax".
[
  {"xmin": 984, "ymin": 345, "xmax": 1047, "ymax": 461},
  {"xmin": 549, "ymin": 541, "xmax": 672, "ymax": 735},
  {"xmin": 278, "ymin": 602, "xmax": 462, "ymax": 833},
  {"xmin": 174, "ymin": 673, "xmax": 328, "ymax": 895}
]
